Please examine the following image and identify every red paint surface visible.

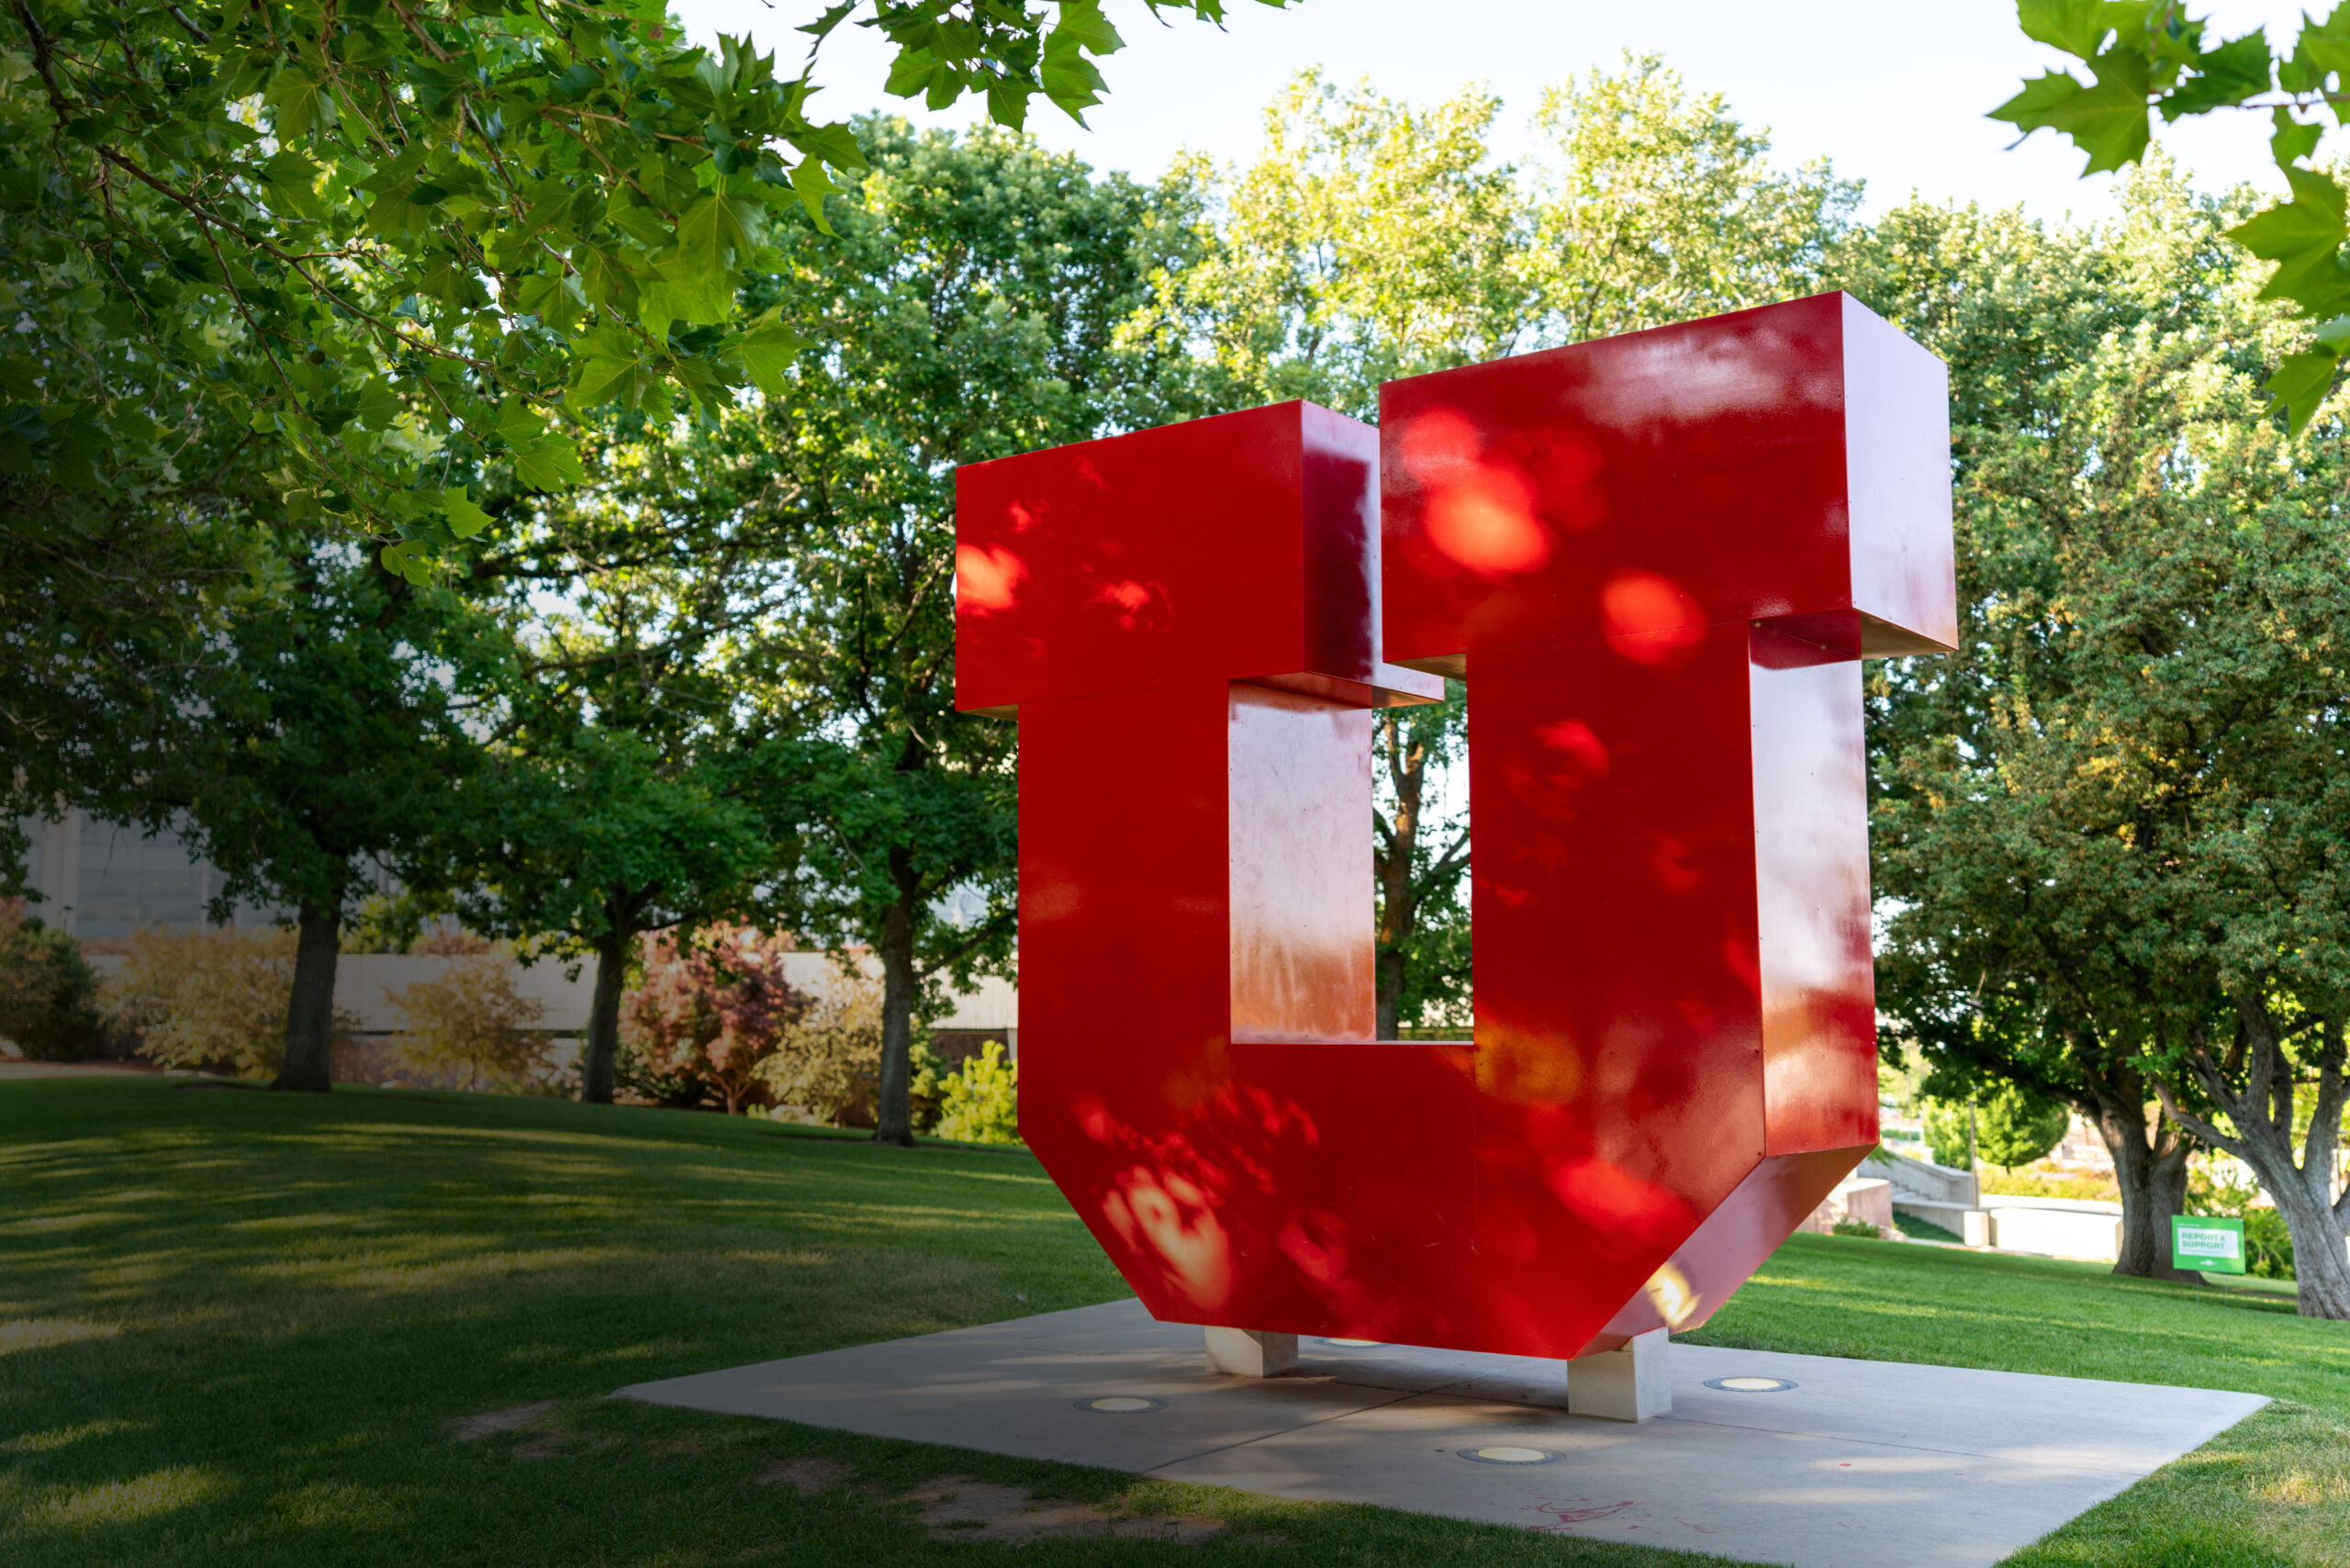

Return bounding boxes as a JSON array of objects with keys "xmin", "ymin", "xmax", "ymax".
[{"xmin": 957, "ymin": 296, "xmax": 1953, "ymax": 1358}]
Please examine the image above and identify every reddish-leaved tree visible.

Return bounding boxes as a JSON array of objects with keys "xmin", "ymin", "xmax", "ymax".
[{"xmin": 621, "ymin": 927, "xmax": 808, "ymax": 1114}]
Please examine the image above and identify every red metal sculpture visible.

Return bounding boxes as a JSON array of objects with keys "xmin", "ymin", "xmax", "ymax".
[{"xmin": 955, "ymin": 294, "xmax": 1953, "ymax": 1360}]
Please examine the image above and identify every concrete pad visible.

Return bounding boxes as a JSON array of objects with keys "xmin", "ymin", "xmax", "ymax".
[{"xmin": 617, "ymin": 1298, "xmax": 2266, "ymax": 1568}]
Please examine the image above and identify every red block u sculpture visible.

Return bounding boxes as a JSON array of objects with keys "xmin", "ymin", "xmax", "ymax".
[{"xmin": 955, "ymin": 293, "xmax": 1954, "ymax": 1361}]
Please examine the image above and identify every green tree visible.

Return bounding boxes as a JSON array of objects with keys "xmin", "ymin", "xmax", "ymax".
[
  {"xmin": 1924, "ymin": 1098, "xmax": 1976, "ymax": 1172},
  {"xmin": 1157, "ymin": 59, "xmax": 1858, "ymax": 422},
  {"xmin": 85, "ymin": 540, "xmax": 487, "ymax": 1091},
  {"xmin": 441, "ymin": 722, "xmax": 773, "ymax": 1105},
  {"xmin": 733, "ymin": 119, "xmax": 1192, "ymax": 1145},
  {"xmin": 0, "ymin": 3, "xmax": 1283, "ymax": 912},
  {"xmin": 1978, "ymin": 1082, "xmax": 2073, "ymax": 1170},
  {"xmin": 431, "ymin": 348, "xmax": 870, "ymax": 1104},
  {"xmin": 1373, "ymin": 689, "xmax": 1468, "ymax": 1037},
  {"xmin": 1856, "ymin": 164, "xmax": 2350, "ymax": 1315},
  {"xmin": 0, "ymin": 0, "xmax": 1276, "ymax": 557}
]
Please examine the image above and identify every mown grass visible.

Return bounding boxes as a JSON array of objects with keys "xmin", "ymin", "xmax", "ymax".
[{"xmin": 2, "ymin": 1078, "xmax": 2344, "ymax": 1566}]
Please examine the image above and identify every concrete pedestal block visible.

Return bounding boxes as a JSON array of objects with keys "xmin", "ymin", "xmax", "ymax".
[
  {"xmin": 1567, "ymin": 1327, "xmax": 1671, "ymax": 1421},
  {"xmin": 1964, "ymin": 1210, "xmax": 1995, "ymax": 1248},
  {"xmin": 1205, "ymin": 1327, "xmax": 1299, "ymax": 1377}
]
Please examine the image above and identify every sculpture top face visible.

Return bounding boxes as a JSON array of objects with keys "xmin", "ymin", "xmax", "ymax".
[
  {"xmin": 955, "ymin": 403, "xmax": 1438, "ymax": 718},
  {"xmin": 1382, "ymin": 291, "xmax": 1953, "ymax": 670}
]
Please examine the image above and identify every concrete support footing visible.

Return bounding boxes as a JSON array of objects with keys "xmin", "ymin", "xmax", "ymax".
[
  {"xmin": 1205, "ymin": 1327, "xmax": 1299, "ymax": 1377},
  {"xmin": 1568, "ymin": 1327, "xmax": 1671, "ymax": 1421}
]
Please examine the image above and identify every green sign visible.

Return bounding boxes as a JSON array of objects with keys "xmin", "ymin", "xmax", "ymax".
[{"xmin": 2172, "ymin": 1215, "xmax": 2247, "ymax": 1275}]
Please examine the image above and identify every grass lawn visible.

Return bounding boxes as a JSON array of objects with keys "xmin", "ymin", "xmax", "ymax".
[{"xmin": 2, "ymin": 1078, "xmax": 2344, "ymax": 1567}]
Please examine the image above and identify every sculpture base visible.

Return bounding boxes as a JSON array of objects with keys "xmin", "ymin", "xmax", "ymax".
[
  {"xmin": 1567, "ymin": 1327, "xmax": 1671, "ymax": 1422},
  {"xmin": 619, "ymin": 1297, "xmax": 2266, "ymax": 1568},
  {"xmin": 1204, "ymin": 1327, "xmax": 1298, "ymax": 1378}
]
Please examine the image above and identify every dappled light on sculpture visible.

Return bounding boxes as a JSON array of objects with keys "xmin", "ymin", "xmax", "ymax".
[{"xmin": 955, "ymin": 293, "xmax": 1954, "ymax": 1361}]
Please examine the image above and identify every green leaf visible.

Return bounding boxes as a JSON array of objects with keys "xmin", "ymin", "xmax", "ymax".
[
  {"xmin": 987, "ymin": 78, "xmax": 1035, "ymax": 131},
  {"xmin": 2017, "ymin": 0, "xmax": 2109, "ymax": 59},
  {"xmin": 1040, "ymin": 33, "xmax": 1108, "ymax": 121},
  {"xmin": 731, "ymin": 316, "xmax": 811, "ymax": 397},
  {"xmin": 1051, "ymin": 0, "xmax": 1125, "ymax": 55},
  {"xmin": 798, "ymin": 0, "xmax": 856, "ymax": 41},
  {"xmin": 883, "ymin": 44, "xmax": 939, "ymax": 100},
  {"xmin": 509, "ymin": 434, "xmax": 586, "ymax": 491},
  {"xmin": 263, "ymin": 69, "xmax": 337, "ymax": 139},
  {"xmin": 489, "ymin": 398, "xmax": 544, "ymax": 446},
  {"xmin": 380, "ymin": 539, "xmax": 437, "ymax": 583},
  {"xmin": 574, "ymin": 241, "xmax": 642, "ymax": 314},
  {"xmin": 259, "ymin": 149, "xmax": 324, "ymax": 219},
  {"xmin": 1990, "ymin": 71, "xmax": 2089, "ymax": 131},
  {"xmin": 1991, "ymin": 51, "xmax": 2154, "ymax": 173},
  {"xmin": 673, "ymin": 192, "xmax": 762, "ymax": 271},
  {"xmin": 2287, "ymin": 165, "xmax": 2347, "ymax": 223},
  {"xmin": 435, "ymin": 487, "xmax": 495, "ymax": 540},
  {"xmin": 2303, "ymin": 33, "xmax": 2350, "ymax": 77},
  {"xmin": 2160, "ymin": 29, "xmax": 2271, "ymax": 119},
  {"xmin": 51, "ymin": 426, "xmax": 102, "ymax": 488},
  {"xmin": 2254, "ymin": 242, "xmax": 2350, "ymax": 319},
  {"xmin": 643, "ymin": 257, "xmax": 739, "ymax": 329},
  {"xmin": 2226, "ymin": 191, "xmax": 2347, "ymax": 263},
  {"xmin": 792, "ymin": 121, "xmax": 869, "ymax": 171},
  {"xmin": 2273, "ymin": 106, "xmax": 2324, "ymax": 169},
  {"xmin": 2264, "ymin": 350, "xmax": 2340, "ymax": 435},
  {"xmin": 789, "ymin": 157, "xmax": 837, "ymax": 231}
]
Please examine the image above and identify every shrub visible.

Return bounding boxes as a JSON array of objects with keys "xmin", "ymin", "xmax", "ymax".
[
  {"xmin": 1977, "ymin": 1083, "xmax": 2070, "ymax": 1169},
  {"xmin": 906, "ymin": 1037, "xmax": 947, "ymax": 1133},
  {"xmin": 389, "ymin": 954, "xmax": 556, "ymax": 1093},
  {"xmin": 1830, "ymin": 1216, "xmax": 1881, "ymax": 1239},
  {"xmin": 1979, "ymin": 1167, "xmax": 2121, "ymax": 1202},
  {"xmin": 99, "ymin": 926, "xmax": 352, "ymax": 1077},
  {"xmin": 621, "ymin": 926, "xmax": 807, "ymax": 1114},
  {"xmin": 934, "ymin": 1041, "xmax": 1020, "ymax": 1145},
  {"xmin": 0, "ymin": 901, "xmax": 103, "ymax": 1060},
  {"xmin": 759, "ymin": 970, "xmax": 881, "ymax": 1127},
  {"xmin": 1923, "ymin": 1084, "xmax": 2070, "ymax": 1170},
  {"xmin": 1924, "ymin": 1100, "xmax": 1972, "ymax": 1168}
]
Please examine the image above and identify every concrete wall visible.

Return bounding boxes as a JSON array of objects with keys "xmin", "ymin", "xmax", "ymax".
[
  {"xmin": 1800, "ymin": 1177, "xmax": 1894, "ymax": 1235},
  {"xmin": 84, "ymin": 947, "xmax": 1017, "ymax": 1045},
  {"xmin": 1979, "ymin": 1195, "xmax": 2125, "ymax": 1262},
  {"xmin": 776, "ymin": 952, "xmax": 1017, "ymax": 1039}
]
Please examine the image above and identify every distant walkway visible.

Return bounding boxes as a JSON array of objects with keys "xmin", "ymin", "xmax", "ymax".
[{"xmin": 0, "ymin": 1059, "xmax": 162, "ymax": 1081}]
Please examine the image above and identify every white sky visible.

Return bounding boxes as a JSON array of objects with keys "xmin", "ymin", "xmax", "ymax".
[{"xmin": 668, "ymin": 0, "xmax": 2318, "ymax": 219}]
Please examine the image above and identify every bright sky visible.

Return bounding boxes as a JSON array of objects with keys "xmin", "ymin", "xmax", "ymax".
[{"xmin": 667, "ymin": 0, "xmax": 2318, "ymax": 220}]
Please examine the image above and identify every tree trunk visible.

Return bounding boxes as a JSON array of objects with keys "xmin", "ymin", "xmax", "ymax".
[
  {"xmin": 272, "ymin": 900, "xmax": 341, "ymax": 1092},
  {"xmin": 2087, "ymin": 1087, "xmax": 2197, "ymax": 1282},
  {"xmin": 2157, "ymin": 1000, "xmax": 2350, "ymax": 1319},
  {"xmin": 2276, "ymin": 1180, "xmax": 2350, "ymax": 1319},
  {"xmin": 1374, "ymin": 711, "xmax": 1427, "ymax": 1041},
  {"xmin": 580, "ymin": 924, "xmax": 630, "ymax": 1105},
  {"xmin": 1374, "ymin": 949, "xmax": 1406, "ymax": 1043},
  {"xmin": 874, "ymin": 876, "xmax": 919, "ymax": 1148}
]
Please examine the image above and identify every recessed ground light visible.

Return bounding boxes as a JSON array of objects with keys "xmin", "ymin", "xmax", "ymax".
[
  {"xmin": 1075, "ymin": 1395, "xmax": 1165, "ymax": 1413},
  {"xmin": 1320, "ymin": 1338, "xmax": 1382, "ymax": 1348},
  {"xmin": 1458, "ymin": 1445, "xmax": 1561, "ymax": 1465},
  {"xmin": 1704, "ymin": 1376, "xmax": 1797, "ymax": 1393}
]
